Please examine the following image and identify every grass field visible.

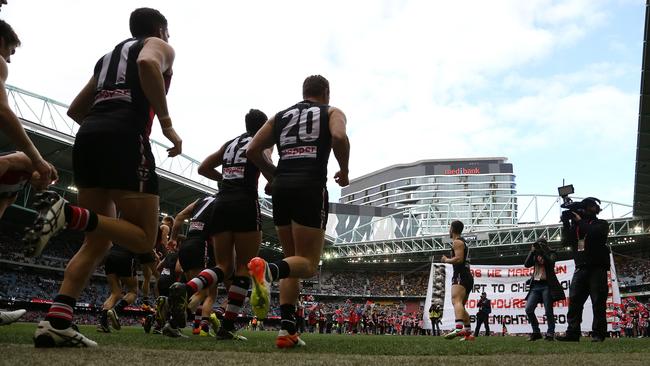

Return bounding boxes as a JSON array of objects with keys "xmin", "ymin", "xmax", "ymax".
[{"xmin": 1, "ymin": 323, "xmax": 649, "ymax": 366}]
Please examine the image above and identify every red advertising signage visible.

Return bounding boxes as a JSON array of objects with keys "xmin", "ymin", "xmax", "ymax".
[{"xmin": 444, "ymin": 167, "xmax": 481, "ymax": 175}]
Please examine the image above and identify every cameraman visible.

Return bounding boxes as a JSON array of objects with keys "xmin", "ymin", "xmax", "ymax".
[
  {"xmin": 429, "ymin": 303, "xmax": 442, "ymax": 336},
  {"xmin": 556, "ymin": 197, "xmax": 610, "ymax": 342},
  {"xmin": 524, "ymin": 238, "xmax": 565, "ymax": 341},
  {"xmin": 474, "ymin": 292, "xmax": 491, "ymax": 337}
]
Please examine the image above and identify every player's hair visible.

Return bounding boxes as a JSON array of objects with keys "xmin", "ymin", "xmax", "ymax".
[
  {"xmin": 245, "ymin": 109, "xmax": 268, "ymax": 135},
  {"xmin": 450, "ymin": 220, "xmax": 464, "ymax": 235},
  {"xmin": 303, "ymin": 75, "xmax": 329, "ymax": 99},
  {"xmin": 0, "ymin": 20, "xmax": 20, "ymax": 48},
  {"xmin": 130, "ymin": 8, "xmax": 168, "ymax": 38},
  {"xmin": 162, "ymin": 216, "xmax": 174, "ymax": 224}
]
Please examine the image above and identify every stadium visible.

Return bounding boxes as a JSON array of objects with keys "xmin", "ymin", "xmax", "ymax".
[{"xmin": 1, "ymin": 2, "xmax": 650, "ymax": 366}]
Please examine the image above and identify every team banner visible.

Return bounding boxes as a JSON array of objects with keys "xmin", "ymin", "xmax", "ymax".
[{"xmin": 423, "ymin": 256, "xmax": 621, "ymax": 334}]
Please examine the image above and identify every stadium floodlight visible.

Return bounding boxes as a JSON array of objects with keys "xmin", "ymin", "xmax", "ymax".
[
  {"xmin": 633, "ymin": 226, "xmax": 642, "ymax": 234},
  {"xmin": 67, "ymin": 185, "xmax": 78, "ymax": 192}
]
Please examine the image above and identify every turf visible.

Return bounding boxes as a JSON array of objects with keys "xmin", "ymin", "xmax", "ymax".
[{"xmin": 1, "ymin": 323, "xmax": 649, "ymax": 365}]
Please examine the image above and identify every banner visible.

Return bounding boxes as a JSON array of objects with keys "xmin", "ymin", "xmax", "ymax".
[{"xmin": 423, "ymin": 255, "xmax": 620, "ymax": 334}]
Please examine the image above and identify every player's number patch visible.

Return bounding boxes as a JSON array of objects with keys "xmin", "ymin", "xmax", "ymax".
[
  {"xmin": 222, "ymin": 137, "xmax": 252, "ymax": 179},
  {"xmin": 279, "ymin": 107, "xmax": 321, "ymax": 147}
]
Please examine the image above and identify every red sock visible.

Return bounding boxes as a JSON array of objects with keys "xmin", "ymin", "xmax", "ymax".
[{"xmin": 64, "ymin": 204, "xmax": 98, "ymax": 231}]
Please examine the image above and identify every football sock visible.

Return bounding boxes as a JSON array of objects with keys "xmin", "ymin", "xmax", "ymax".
[
  {"xmin": 64, "ymin": 204, "xmax": 98, "ymax": 232},
  {"xmin": 46, "ymin": 294, "xmax": 76, "ymax": 330}
]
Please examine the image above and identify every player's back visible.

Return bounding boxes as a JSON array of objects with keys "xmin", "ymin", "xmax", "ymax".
[
  {"xmin": 272, "ymin": 101, "xmax": 331, "ymax": 188},
  {"xmin": 80, "ymin": 38, "xmax": 171, "ymax": 137}
]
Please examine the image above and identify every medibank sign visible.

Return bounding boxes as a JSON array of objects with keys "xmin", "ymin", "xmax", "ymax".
[{"xmin": 444, "ymin": 167, "xmax": 481, "ymax": 175}]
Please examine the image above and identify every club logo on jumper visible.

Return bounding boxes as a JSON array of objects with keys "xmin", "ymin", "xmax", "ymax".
[
  {"xmin": 223, "ymin": 166, "xmax": 245, "ymax": 180},
  {"xmin": 280, "ymin": 146, "xmax": 317, "ymax": 160},
  {"xmin": 444, "ymin": 167, "xmax": 481, "ymax": 175},
  {"xmin": 190, "ymin": 221, "xmax": 204, "ymax": 232}
]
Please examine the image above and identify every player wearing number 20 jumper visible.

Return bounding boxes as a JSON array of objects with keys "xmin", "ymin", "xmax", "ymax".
[
  {"xmin": 246, "ymin": 75, "xmax": 351, "ymax": 348},
  {"xmin": 168, "ymin": 109, "xmax": 269, "ymax": 341}
]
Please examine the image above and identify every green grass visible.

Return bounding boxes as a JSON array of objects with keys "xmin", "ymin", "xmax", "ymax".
[{"xmin": 1, "ymin": 323, "xmax": 649, "ymax": 365}]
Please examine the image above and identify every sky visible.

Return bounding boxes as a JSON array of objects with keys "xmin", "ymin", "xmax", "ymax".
[{"xmin": 1, "ymin": 0, "xmax": 645, "ymax": 205}]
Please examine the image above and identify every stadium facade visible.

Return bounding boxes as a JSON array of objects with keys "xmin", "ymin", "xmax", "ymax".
[{"xmin": 339, "ymin": 158, "xmax": 517, "ymax": 232}]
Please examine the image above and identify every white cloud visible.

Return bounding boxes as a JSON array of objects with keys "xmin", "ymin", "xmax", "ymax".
[{"xmin": 0, "ymin": 0, "xmax": 640, "ymax": 204}]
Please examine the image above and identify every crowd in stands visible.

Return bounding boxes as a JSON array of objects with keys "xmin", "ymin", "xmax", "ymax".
[
  {"xmin": 0, "ymin": 270, "xmax": 109, "ymax": 306},
  {"xmin": 615, "ymin": 255, "xmax": 650, "ymax": 288},
  {"xmin": 319, "ymin": 271, "xmax": 428, "ymax": 297}
]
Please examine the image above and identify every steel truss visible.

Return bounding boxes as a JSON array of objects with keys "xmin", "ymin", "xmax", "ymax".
[
  {"xmin": 333, "ymin": 194, "xmax": 633, "ymax": 245},
  {"xmin": 5, "ymin": 85, "xmax": 218, "ymax": 192},
  {"xmin": 326, "ymin": 217, "xmax": 650, "ymax": 259}
]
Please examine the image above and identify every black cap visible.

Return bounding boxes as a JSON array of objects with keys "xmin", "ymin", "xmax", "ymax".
[{"xmin": 581, "ymin": 197, "xmax": 601, "ymax": 208}]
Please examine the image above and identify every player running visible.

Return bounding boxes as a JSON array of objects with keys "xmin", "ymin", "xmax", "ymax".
[
  {"xmin": 144, "ymin": 238, "xmax": 180, "ymax": 335},
  {"xmin": 442, "ymin": 220, "xmax": 475, "ymax": 341},
  {"xmin": 246, "ymin": 75, "xmax": 350, "ymax": 348},
  {"xmin": 168, "ymin": 196, "xmax": 220, "ymax": 337},
  {"xmin": 28, "ymin": 8, "xmax": 181, "ymax": 347},
  {"xmin": 97, "ymin": 244, "xmax": 138, "ymax": 333},
  {"xmin": 140, "ymin": 216, "xmax": 172, "ymax": 309},
  {"xmin": 0, "ymin": 20, "xmax": 56, "ymax": 199},
  {"xmin": 167, "ymin": 109, "xmax": 270, "ymax": 341},
  {"xmin": 0, "ymin": 20, "xmax": 58, "ymax": 324}
]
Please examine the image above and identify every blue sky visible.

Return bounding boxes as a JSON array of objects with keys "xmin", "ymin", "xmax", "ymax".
[{"xmin": 2, "ymin": 0, "xmax": 645, "ymax": 205}]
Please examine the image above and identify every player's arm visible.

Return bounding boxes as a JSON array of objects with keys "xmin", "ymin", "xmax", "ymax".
[
  {"xmin": 329, "ymin": 107, "xmax": 350, "ymax": 187},
  {"xmin": 259, "ymin": 147, "xmax": 275, "ymax": 183},
  {"xmin": 171, "ymin": 200, "xmax": 197, "ymax": 240},
  {"xmin": 67, "ymin": 76, "xmax": 97, "ymax": 123},
  {"xmin": 155, "ymin": 259, "xmax": 165, "ymax": 273},
  {"xmin": 137, "ymin": 37, "xmax": 181, "ymax": 156},
  {"xmin": 246, "ymin": 117, "xmax": 277, "ymax": 180},
  {"xmin": 0, "ymin": 60, "xmax": 54, "ymax": 183},
  {"xmin": 198, "ymin": 143, "xmax": 227, "ymax": 182},
  {"xmin": 159, "ymin": 224, "xmax": 170, "ymax": 247},
  {"xmin": 442, "ymin": 240, "xmax": 465, "ymax": 264},
  {"xmin": 523, "ymin": 248, "xmax": 535, "ymax": 268}
]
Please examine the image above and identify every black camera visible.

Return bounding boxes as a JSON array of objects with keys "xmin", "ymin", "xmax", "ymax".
[
  {"xmin": 532, "ymin": 238, "xmax": 549, "ymax": 253},
  {"xmin": 558, "ymin": 184, "xmax": 584, "ymax": 223}
]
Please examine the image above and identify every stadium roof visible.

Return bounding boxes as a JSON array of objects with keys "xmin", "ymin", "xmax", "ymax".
[{"xmin": 0, "ymin": 120, "xmax": 212, "ymax": 214}]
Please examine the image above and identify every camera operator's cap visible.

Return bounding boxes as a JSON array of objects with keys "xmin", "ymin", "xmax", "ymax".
[{"xmin": 581, "ymin": 197, "xmax": 602, "ymax": 208}]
